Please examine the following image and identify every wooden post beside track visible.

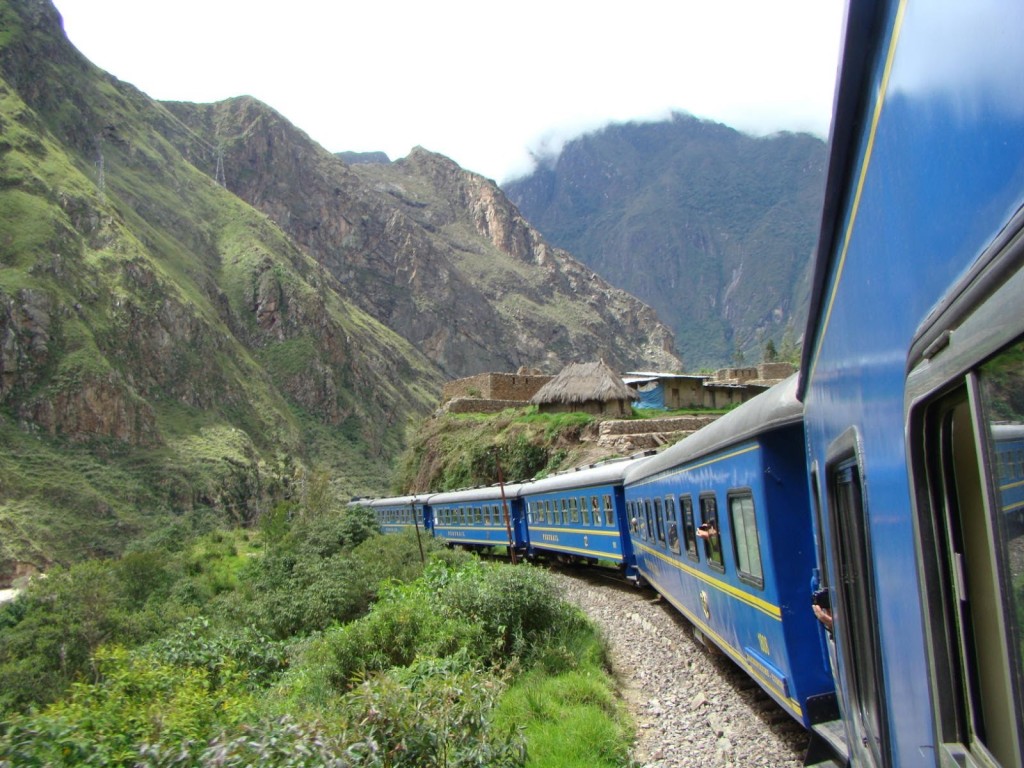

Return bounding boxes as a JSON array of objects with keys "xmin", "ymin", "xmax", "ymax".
[{"xmin": 494, "ymin": 449, "xmax": 518, "ymax": 565}]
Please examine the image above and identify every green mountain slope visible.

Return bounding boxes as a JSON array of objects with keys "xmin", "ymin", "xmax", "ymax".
[
  {"xmin": 0, "ymin": 0, "xmax": 441, "ymax": 577},
  {"xmin": 504, "ymin": 114, "xmax": 826, "ymax": 368}
]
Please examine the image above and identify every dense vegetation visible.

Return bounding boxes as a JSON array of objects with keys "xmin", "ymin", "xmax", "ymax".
[{"xmin": 0, "ymin": 491, "xmax": 632, "ymax": 767}]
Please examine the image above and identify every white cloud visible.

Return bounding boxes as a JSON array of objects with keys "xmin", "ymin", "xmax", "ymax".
[{"xmin": 54, "ymin": 0, "xmax": 844, "ymax": 182}]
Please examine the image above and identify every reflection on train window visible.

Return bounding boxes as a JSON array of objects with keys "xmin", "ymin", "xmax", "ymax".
[
  {"xmin": 921, "ymin": 336, "xmax": 1024, "ymax": 766},
  {"xmin": 665, "ymin": 496, "xmax": 681, "ymax": 555},
  {"xmin": 681, "ymin": 495, "xmax": 698, "ymax": 561},
  {"xmin": 729, "ymin": 492, "xmax": 764, "ymax": 588},
  {"xmin": 603, "ymin": 495, "xmax": 614, "ymax": 527},
  {"xmin": 700, "ymin": 494, "xmax": 724, "ymax": 571}
]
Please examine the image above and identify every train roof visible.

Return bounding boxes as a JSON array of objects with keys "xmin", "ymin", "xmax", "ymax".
[
  {"xmin": 358, "ymin": 495, "xmax": 429, "ymax": 508},
  {"xmin": 520, "ymin": 454, "xmax": 653, "ymax": 496},
  {"xmin": 426, "ymin": 482, "xmax": 525, "ymax": 505},
  {"xmin": 624, "ymin": 374, "xmax": 803, "ymax": 486}
]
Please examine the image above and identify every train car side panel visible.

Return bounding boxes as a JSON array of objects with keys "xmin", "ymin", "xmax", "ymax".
[{"xmin": 801, "ymin": 1, "xmax": 1024, "ymax": 764}]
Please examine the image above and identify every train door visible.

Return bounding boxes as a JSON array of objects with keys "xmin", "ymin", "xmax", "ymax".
[
  {"xmin": 906, "ymin": 246, "xmax": 1024, "ymax": 767},
  {"xmin": 824, "ymin": 442, "xmax": 888, "ymax": 768}
]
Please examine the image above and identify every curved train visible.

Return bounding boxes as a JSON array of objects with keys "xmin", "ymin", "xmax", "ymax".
[{"xmin": 358, "ymin": 1, "xmax": 1024, "ymax": 765}]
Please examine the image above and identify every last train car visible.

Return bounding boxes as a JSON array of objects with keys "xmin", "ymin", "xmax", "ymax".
[
  {"xmin": 800, "ymin": 1, "xmax": 1024, "ymax": 765},
  {"xmin": 518, "ymin": 454, "xmax": 651, "ymax": 579},
  {"xmin": 428, "ymin": 483, "xmax": 527, "ymax": 553},
  {"xmin": 623, "ymin": 376, "xmax": 836, "ymax": 732},
  {"xmin": 359, "ymin": 495, "xmax": 431, "ymax": 535}
]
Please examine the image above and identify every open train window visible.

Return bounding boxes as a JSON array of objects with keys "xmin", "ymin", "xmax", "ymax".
[
  {"xmin": 681, "ymin": 495, "xmax": 699, "ymax": 561},
  {"xmin": 729, "ymin": 491, "xmax": 764, "ymax": 589},
  {"xmin": 699, "ymin": 494, "xmax": 724, "ymax": 572},
  {"xmin": 826, "ymin": 439, "xmax": 887, "ymax": 768},
  {"xmin": 911, "ymin": 338, "xmax": 1024, "ymax": 767}
]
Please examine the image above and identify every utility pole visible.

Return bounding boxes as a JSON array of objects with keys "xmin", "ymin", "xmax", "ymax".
[{"xmin": 495, "ymin": 449, "xmax": 518, "ymax": 565}]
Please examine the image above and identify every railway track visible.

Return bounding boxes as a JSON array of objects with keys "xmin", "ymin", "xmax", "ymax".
[{"xmin": 549, "ymin": 565, "xmax": 810, "ymax": 767}]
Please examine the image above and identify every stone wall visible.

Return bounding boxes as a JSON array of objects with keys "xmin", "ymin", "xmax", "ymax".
[
  {"xmin": 445, "ymin": 398, "xmax": 529, "ymax": 415},
  {"xmin": 756, "ymin": 362, "xmax": 796, "ymax": 380},
  {"xmin": 442, "ymin": 372, "xmax": 552, "ymax": 403}
]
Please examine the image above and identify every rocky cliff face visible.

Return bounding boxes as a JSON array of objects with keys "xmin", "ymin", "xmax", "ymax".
[
  {"xmin": 0, "ymin": 0, "xmax": 682, "ymax": 578},
  {"xmin": 164, "ymin": 100, "xmax": 681, "ymax": 377},
  {"xmin": 504, "ymin": 114, "xmax": 826, "ymax": 368},
  {"xmin": 0, "ymin": 0, "xmax": 442, "ymax": 575}
]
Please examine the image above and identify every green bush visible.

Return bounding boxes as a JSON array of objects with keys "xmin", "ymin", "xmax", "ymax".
[
  {"xmin": 338, "ymin": 657, "xmax": 525, "ymax": 767},
  {"xmin": 0, "ymin": 646, "xmax": 258, "ymax": 767}
]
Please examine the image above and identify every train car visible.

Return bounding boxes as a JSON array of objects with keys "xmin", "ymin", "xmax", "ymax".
[
  {"xmin": 623, "ymin": 376, "xmax": 837, "ymax": 734},
  {"xmin": 358, "ymin": 495, "xmax": 432, "ymax": 535},
  {"xmin": 427, "ymin": 483, "xmax": 527, "ymax": 553},
  {"xmin": 800, "ymin": 2, "xmax": 1024, "ymax": 766},
  {"xmin": 518, "ymin": 454, "xmax": 651, "ymax": 579}
]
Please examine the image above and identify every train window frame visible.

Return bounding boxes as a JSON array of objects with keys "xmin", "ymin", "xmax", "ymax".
[
  {"xmin": 653, "ymin": 497, "xmax": 666, "ymax": 545},
  {"xmin": 591, "ymin": 496, "xmax": 601, "ymax": 527},
  {"xmin": 825, "ymin": 430, "xmax": 889, "ymax": 768},
  {"xmin": 665, "ymin": 496, "xmax": 681, "ymax": 555},
  {"xmin": 681, "ymin": 495, "xmax": 699, "ymax": 561},
  {"xmin": 604, "ymin": 495, "xmax": 614, "ymax": 528},
  {"xmin": 906, "ymin": 264, "xmax": 1024, "ymax": 768},
  {"xmin": 699, "ymin": 493, "xmax": 725, "ymax": 572},
  {"xmin": 581, "ymin": 496, "xmax": 591, "ymax": 526},
  {"xmin": 728, "ymin": 490, "xmax": 764, "ymax": 589},
  {"xmin": 644, "ymin": 499, "xmax": 654, "ymax": 542}
]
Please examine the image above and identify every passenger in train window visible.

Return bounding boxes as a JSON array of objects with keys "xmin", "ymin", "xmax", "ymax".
[
  {"xmin": 697, "ymin": 520, "xmax": 722, "ymax": 565},
  {"xmin": 812, "ymin": 588, "xmax": 834, "ymax": 635},
  {"xmin": 696, "ymin": 520, "xmax": 717, "ymax": 539}
]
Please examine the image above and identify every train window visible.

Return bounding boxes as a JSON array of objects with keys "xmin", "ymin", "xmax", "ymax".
[
  {"xmin": 581, "ymin": 496, "xmax": 591, "ymax": 526},
  {"xmin": 654, "ymin": 497, "xmax": 666, "ymax": 544},
  {"xmin": 665, "ymin": 496, "xmax": 681, "ymax": 555},
  {"xmin": 826, "ymin": 448, "xmax": 887, "ymax": 768},
  {"xmin": 603, "ymin": 495, "xmax": 614, "ymax": 527},
  {"xmin": 591, "ymin": 496, "xmax": 600, "ymax": 527},
  {"xmin": 699, "ymin": 494, "xmax": 724, "ymax": 571},
  {"xmin": 681, "ymin": 495, "xmax": 698, "ymax": 561},
  {"xmin": 628, "ymin": 502, "xmax": 639, "ymax": 534},
  {"xmin": 567, "ymin": 497, "xmax": 577, "ymax": 524},
  {"xmin": 912, "ymin": 337, "xmax": 1024, "ymax": 767},
  {"xmin": 644, "ymin": 499, "xmax": 654, "ymax": 542},
  {"xmin": 729, "ymin": 491, "xmax": 764, "ymax": 589}
]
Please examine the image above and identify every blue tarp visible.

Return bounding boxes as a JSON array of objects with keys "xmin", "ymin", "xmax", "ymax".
[{"xmin": 634, "ymin": 381, "xmax": 665, "ymax": 410}]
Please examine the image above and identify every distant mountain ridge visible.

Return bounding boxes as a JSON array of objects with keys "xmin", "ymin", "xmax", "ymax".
[{"xmin": 504, "ymin": 114, "xmax": 827, "ymax": 368}]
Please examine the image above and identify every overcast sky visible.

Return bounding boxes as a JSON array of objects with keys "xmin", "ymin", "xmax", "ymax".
[{"xmin": 52, "ymin": 0, "xmax": 845, "ymax": 184}]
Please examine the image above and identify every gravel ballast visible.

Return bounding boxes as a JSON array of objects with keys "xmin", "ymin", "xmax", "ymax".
[{"xmin": 550, "ymin": 569, "xmax": 810, "ymax": 767}]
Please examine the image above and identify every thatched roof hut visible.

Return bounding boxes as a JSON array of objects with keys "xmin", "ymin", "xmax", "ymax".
[{"xmin": 530, "ymin": 361, "xmax": 638, "ymax": 416}]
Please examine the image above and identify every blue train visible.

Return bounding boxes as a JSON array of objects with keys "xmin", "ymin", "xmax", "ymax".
[
  {"xmin": 357, "ymin": 2, "xmax": 1024, "ymax": 765},
  {"xmin": 357, "ymin": 379, "xmax": 839, "ymax": 758},
  {"xmin": 799, "ymin": 1, "xmax": 1024, "ymax": 765},
  {"xmin": 623, "ymin": 376, "xmax": 835, "ymax": 732}
]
